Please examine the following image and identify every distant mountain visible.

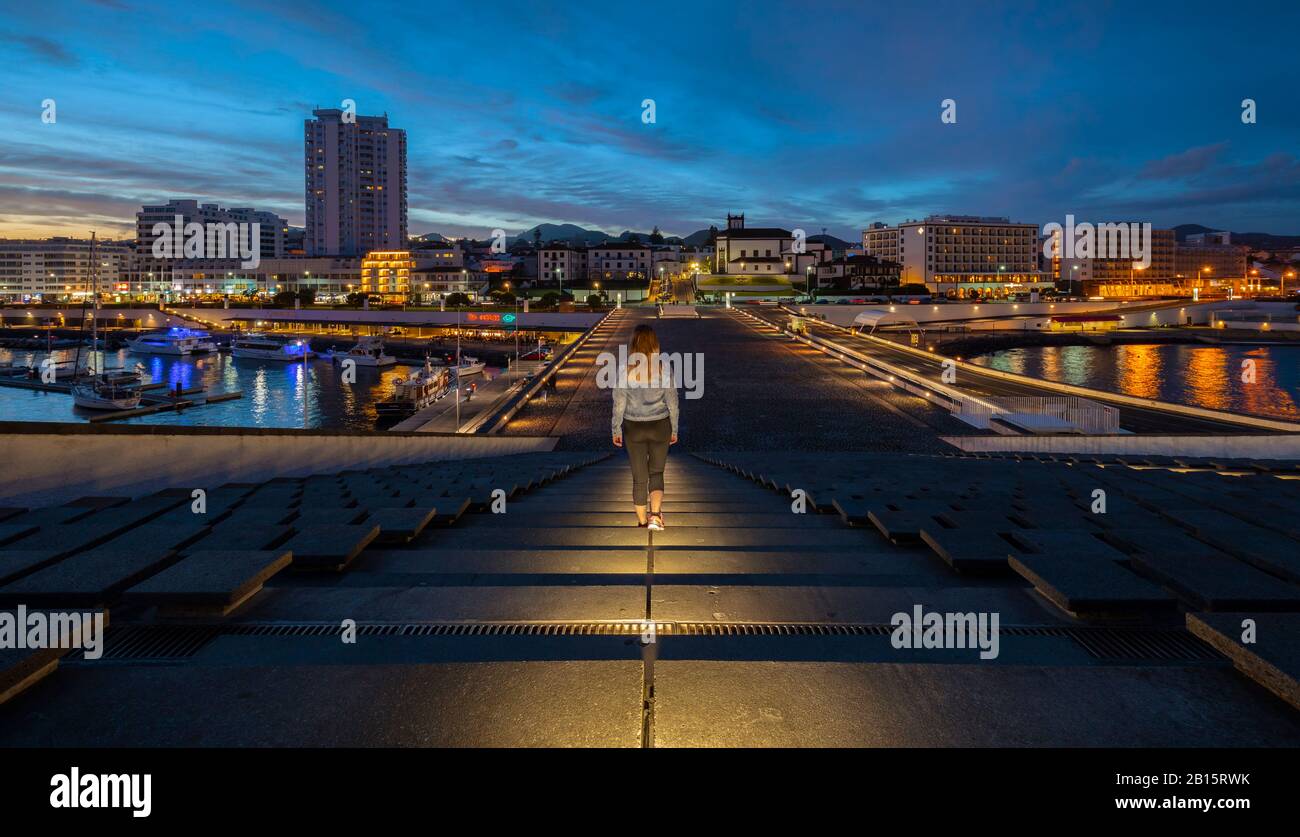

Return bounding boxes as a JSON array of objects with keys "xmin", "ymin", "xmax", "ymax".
[
  {"xmin": 512, "ymin": 223, "xmax": 688, "ymax": 246},
  {"xmin": 809, "ymin": 233, "xmax": 853, "ymax": 250},
  {"xmin": 682, "ymin": 229, "xmax": 714, "ymax": 246},
  {"xmin": 1173, "ymin": 224, "xmax": 1218, "ymax": 241},
  {"xmin": 1232, "ymin": 232, "xmax": 1300, "ymax": 250},
  {"xmin": 514, "ymin": 223, "xmax": 611, "ymax": 245}
]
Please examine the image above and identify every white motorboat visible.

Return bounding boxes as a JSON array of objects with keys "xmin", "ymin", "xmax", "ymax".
[
  {"xmin": 376, "ymin": 360, "xmax": 452, "ymax": 418},
  {"xmin": 231, "ymin": 332, "xmax": 316, "ymax": 361},
  {"xmin": 333, "ymin": 335, "xmax": 395, "ymax": 367},
  {"xmin": 126, "ymin": 328, "xmax": 216, "ymax": 355},
  {"xmin": 445, "ymin": 355, "xmax": 485, "ymax": 377}
]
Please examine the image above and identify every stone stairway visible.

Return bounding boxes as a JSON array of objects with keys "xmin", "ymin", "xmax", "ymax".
[{"xmin": 1, "ymin": 452, "xmax": 1298, "ymax": 746}]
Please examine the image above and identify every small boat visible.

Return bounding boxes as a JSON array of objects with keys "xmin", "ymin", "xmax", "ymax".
[
  {"xmin": 126, "ymin": 328, "xmax": 217, "ymax": 355},
  {"xmin": 333, "ymin": 335, "xmax": 395, "ymax": 368},
  {"xmin": 375, "ymin": 361, "xmax": 453, "ymax": 418},
  {"xmin": 72, "ymin": 377, "xmax": 142, "ymax": 411},
  {"xmin": 231, "ymin": 332, "xmax": 315, "ymax": 361},
  {"xmin": 443, "ymin": 355, "xmax": 485, "ymax": 377}
]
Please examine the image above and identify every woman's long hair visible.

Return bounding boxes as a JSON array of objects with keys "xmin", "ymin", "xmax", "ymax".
[{"xmin": 628, "ymin": 324, "xmax": 660, "ymax": 384}]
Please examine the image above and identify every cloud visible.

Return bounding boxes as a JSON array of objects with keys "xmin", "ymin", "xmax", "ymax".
[
  {"xmin": 1139, "ymin": 143, "xmax": 1230, "ymax": 180},
  {"xmin": 1, "ymin": 34, "xmax": 77, "ymax": 67}
]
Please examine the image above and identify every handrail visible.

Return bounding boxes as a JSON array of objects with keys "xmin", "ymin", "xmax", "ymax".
[
  {"xmin": 479, "ymin": 307, "xmax": 624, "ymax": 434},
  {"xmin": 789, "ymin": 305, "xmax": 1300, "ymax": 433}
]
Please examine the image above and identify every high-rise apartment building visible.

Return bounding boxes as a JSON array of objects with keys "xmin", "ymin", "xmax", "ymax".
[{"xmin": 305, "ymin": 108, "xmax": 408, "ymax": 257}]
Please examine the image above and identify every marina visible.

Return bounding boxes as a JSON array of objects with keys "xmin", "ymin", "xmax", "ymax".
[{"xmin": 0, "ymin": 345, "xmax": 506, "ymax": 429}]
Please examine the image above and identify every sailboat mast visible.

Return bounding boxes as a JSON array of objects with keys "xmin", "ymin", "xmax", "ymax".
[{"xmin": 90, "ymin": 231, "xmax": 97, "ymax": 370}]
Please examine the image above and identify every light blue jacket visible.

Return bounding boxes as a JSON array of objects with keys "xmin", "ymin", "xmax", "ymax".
[{"xmin": 612, "ymin": 374, "xmax": 679, "ymax": 436}]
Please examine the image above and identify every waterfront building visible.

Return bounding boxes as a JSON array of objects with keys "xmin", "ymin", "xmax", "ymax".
[
  {"xmin": 359, "ymin": 251, "xmax": 414, "ymax": 300},
  {"xmin": 813, "ymin": 254, "xmax": 901, "ymax": 291},
  {"xmin": 1175, "ymin": 241, "xmax": 1249, "ymax": 290},
  {"xmin": 305, "ymin": 108, "xmax": 408, "ymax": 256},
  {"xmin": 1050, "ymin": 227, "xmax": 1178, "ymax": 297},
  {"xmin": 0, "ymin": 237, "xmax": 133, "ymax": 301},
  {"xmin": 124, "ymin": 255, "xmax": 484, "ymax": 303},
  {"xmin": 862, "ymin": 215, "xmax": 1046, "ymax": 297}
]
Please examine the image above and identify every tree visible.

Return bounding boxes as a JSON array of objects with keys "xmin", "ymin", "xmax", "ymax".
[
  {"xmin": 649, "ymin": 226, "xmax": 665, "ymax": 245},
  {"xmin": 272, "ymin": 290, "xmax": 296, "ymax": 306},
  {"xmin": 345, "ymin": 292, "xmax": 366, "ymax": 308},
  {"xmin": 492, "ymin": 289, "xmax": 516, "ymax": 305},
  {"xmin": 586, "ymin": 294, "xmax": 603, "ymax": 309},
  {"xmin": 297, "ymin": 287, "xmax": 316, "ymax": 306},
  {"xmin": 895, "ymin": 283, "xmax": 931, "ymax": 296},
  {"xmin": 539, "ymin": 291, "xmax": 560, "ymax": 309},
  {"xmin": 445, "ymin": 292, "xmax": 472, "ymax": 307}
]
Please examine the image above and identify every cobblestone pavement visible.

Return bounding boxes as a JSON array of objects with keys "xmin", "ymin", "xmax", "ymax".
[{"xmin": 504, "ymin": 307, "xmax": 968, "ymax": 452}]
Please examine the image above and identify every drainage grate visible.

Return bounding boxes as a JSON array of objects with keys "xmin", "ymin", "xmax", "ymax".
[{"xmin": 70, "ymin": 621, "xmax": 1221, "ymax": 663}]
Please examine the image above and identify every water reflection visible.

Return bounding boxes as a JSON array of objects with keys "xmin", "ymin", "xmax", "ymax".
[
  {"xmin": 0, "ymin": 347, "xmax": 494, "ymax": 429},
  {"xmin": 972, "ymin": 344, "xmax": 1300, "ymax": 419}
]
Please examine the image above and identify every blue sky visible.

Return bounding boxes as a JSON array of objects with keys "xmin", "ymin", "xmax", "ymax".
[{"xmin": 2, "ymin": 0, "xmax": 1298, "ymax": 241}]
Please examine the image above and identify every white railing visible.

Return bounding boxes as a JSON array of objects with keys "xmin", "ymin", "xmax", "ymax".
[{"xmin": 953, "ymin": 395, "xmax": 1121, "ymax": 434}]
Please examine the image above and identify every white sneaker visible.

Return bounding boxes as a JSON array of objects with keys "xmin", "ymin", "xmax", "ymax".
[{"xmin": 647, "ymin": 513, "xmax": 664, "ymax": 531}]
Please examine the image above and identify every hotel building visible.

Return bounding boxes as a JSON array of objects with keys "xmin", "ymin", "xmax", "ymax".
[
  {"xmin": 863, "ymin": 215, "xmax": 1046, "ymax": 297},
  {"xmin": 0, "ymin": 238, "xmax": 133, "ymax": 301},
  {"xmin": 1175, "ymin": 241, "xmax": 1249, "ymax": 287},
  {"xmin": 1051, "ymin": 227, "xmax": 1178, "ymax": 297},
  {"xmin": 305, "ymin": 108, "xmax": 408, "ymax": 257}
]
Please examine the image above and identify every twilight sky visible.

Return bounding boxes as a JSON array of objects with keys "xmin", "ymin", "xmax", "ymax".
[{"xmin": 1, "ymin": 0, "xmax": 1298, "ymax": 241}]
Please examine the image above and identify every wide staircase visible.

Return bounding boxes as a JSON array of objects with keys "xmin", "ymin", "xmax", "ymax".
[{"xmin": 1, "ymin": 451, "xmax": 1297, "ymax": 745}]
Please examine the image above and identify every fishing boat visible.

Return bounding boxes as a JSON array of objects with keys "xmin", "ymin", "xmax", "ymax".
[
  {"xmin": 332, "ymin": 335, "xmax": 395, "ymax": 367},
  {"xmin": 375, "ymin": 360, "xmax": 452, "ymax": 419},
  {"xmin": 126, "ymin": 327, "xmax": 217, "ymax": 355},
  {"xmin": 70, "ymin": 233, "xmax": 143, "ymax": 412},
  {"xmin": 231, "ymin": 332, "xmax": 315, "ymax": 361}
]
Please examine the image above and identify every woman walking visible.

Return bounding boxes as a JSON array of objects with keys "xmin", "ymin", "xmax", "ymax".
[{"xmin": 612, "ymin": 324, "xmax": 678, "ymax": 530}]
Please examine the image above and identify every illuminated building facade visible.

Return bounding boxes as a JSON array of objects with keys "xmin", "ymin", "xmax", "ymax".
[
  {"xmin": 360, "ymin": 250, "xmax": 415, "ymax": 301},
  {"xmin": 863, "ymin": 215, "xmax": 1047, "ymax": 297},
  {"xmin": 0, "ymin": 238, "xmax": 133, "ymax": 301}
]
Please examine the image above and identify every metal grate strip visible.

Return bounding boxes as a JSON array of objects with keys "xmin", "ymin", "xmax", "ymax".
[{"xmin": 70, "ymin": 621, "xmax": 1221, "ymax": 663}]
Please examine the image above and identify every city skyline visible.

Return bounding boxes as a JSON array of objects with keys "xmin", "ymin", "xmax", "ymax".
[{"xmin": 2, "ymin": 1, "xmax": 1300, "ymax": 243}]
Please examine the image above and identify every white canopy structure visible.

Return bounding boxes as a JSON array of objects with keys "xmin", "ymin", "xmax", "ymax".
[{"xmin": 852, "ymin": 308, "xmax": 922, "ymax": 333}]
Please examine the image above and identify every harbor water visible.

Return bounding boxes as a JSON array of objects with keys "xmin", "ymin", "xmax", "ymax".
[
  {"xmin": 0, "ymin": 347, "xmax": 504, "ymax": 429},
  {"xmin": 971, "ymin": 343, "xmax": 1300, "ymax": 420}
]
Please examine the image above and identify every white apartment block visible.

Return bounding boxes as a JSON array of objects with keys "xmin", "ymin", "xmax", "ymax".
[
  {"xmin": 587, "ymin": 243, "xmax": 651, "ymax": 281},
  {"xmin": 862, "ymin": 215, "xmax": 1046, "ymax": 296},
  {"xmin": 0, "ymin": 238, "xmax": 133, "ymax": 301},
  {"xmin": 305, "ymin": 108, "xmax": 408, "ymax": 257},
  {"xmin": 538, "ymin": 244, "xmax": 588, "ymax": 285},
  {"xmin": 136, "ymin": 199, "xmax": 286, "ymax": 261}
]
